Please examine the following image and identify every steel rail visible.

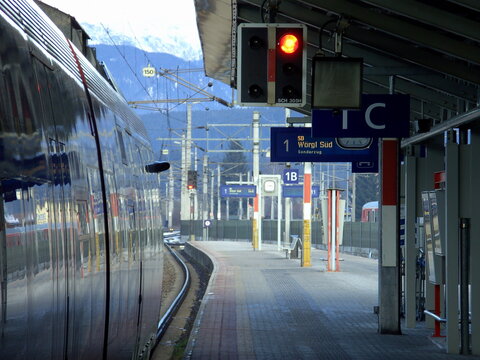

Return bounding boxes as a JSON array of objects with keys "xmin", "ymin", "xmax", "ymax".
[{"xmin": 155, "ymin": 245, "xmax": 191, "ymax": 343}]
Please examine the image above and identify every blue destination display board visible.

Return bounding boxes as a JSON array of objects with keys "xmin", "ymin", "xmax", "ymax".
[
  {"xmin": 221, "ymin": 185, "xmax": 257, "ymax": 197},
  {"xmin": 312, "ymin": 94, "xmax": 410, "ymax": 138},
  {"xmin": 283, "ymin": 185, "xmax": 320, "ymax": 198},
  {"xmin": 270, "ymin": 127, "xmax": 378, "ymax": 163}
]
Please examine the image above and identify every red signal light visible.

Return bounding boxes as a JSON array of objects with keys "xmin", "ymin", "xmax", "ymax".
[{"xmin": 279, "ymin": 34, "xmax": 299, "ymax": 54}]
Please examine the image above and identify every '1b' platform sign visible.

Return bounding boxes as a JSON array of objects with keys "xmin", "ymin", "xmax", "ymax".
[
  {"xmin": 312, "ymin": 94, "xmax": 410, "ymax": 138},
  {"xmin": 283, "ymin": 169, "xmax": 299, "ymax": 184}
]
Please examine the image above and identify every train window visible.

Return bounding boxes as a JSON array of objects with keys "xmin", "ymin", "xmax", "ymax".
[
  {"xmin": 0, "ymin": 72, "xmax": 10, "ymax": 133},
  {"xmin": 19, "ymin": 84, "xmax": 35, "ymax": 135},
  {"xmin": 116, "ymin": 128, "xmax": 127, "ymax": 165},
  {"xmin": 76, "ymin": 200, "xmax": 90, "ymax": 236},
  {"xmin": 2, "ymin": 72, "xmax": 18, "ymax": 133}
]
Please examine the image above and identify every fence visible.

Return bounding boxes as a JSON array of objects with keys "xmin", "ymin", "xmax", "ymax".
[{"xmin": 180, "ymin": 220, "xmax": 379, "ymax": 257}]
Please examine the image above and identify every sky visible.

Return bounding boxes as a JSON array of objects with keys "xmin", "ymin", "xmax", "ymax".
[{"xmin": 42, "ymin": 0, "xmax": 201, "ymax": 53}]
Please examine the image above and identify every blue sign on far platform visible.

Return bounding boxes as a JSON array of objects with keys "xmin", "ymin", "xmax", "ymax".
[
  {"xmin": 312, "ymin": 94, "xmax": 410, "ymax": 138},
  {"xmin": 283, "ymin": 185, "xmax": 320, "ymax": 198},
  {"xmin": 221, "ymin": 185, "xmax": 256, "ymax": 197},
  {"xmin": 270, "ymin": 127, "xmax": 378, "ymax": 165}
]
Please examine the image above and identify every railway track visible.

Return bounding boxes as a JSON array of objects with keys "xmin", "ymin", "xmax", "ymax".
[
  {"xmin": 156, "ymin": 245, "xmax": 191, "ymax": 341},
  {"xmin": 150, "ymin": 244, "xmax": 208, "ymax": 360}
]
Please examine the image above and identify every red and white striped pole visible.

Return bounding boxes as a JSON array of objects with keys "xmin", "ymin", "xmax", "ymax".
[
  {"xmin": 327, "ymin": 188, "xmax": 341, "ymax": 272},
  {"xmin": 335, "ymin": 190, "xmax": 341, "ymax": 272},
  {"xmin": 379, "ymin": 137, "xmax": 401, "ymax": 334},
  {"xmin": 379, "ymin": 76, "xmax": 401, "ymax": 334},
  {"xmin": 252, "ymin": 112, "xmax": 260, "ymax": 250},
  {"xmin": 302, "ymin": 162, "xmax": 312, "ymax": 267}
]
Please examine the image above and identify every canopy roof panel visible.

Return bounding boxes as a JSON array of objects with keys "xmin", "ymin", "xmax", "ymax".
[{"xmin": 194, "ymin": 0, "xmax": 480, "ymax": 134}]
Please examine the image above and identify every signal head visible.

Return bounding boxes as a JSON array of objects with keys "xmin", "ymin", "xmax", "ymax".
[{"xmin": 279, "ymin": 34, "xmax": 299, "ymax": 54}]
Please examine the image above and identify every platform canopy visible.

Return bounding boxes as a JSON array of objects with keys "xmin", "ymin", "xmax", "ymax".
[{"xmin": 194, "ymin": 0, "xmax": 480, "ymax": 137}]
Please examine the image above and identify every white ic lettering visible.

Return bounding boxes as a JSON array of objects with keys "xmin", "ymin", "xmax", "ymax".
[
  {"xmin": 365, "ymin": 103, "xmax": 386, "ymax": 129},
  {"xmin": 342, "ymin": 110, "xmax": 349, "ymax": 129},
  {"xmin": 341, "ymin": 102, "xmax": 387, "ymax": 130}
]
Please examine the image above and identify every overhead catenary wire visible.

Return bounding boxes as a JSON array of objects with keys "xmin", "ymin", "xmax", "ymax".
[{"xmin": 100, "ymin": 23, "xmax": 166, "ymax": 114}]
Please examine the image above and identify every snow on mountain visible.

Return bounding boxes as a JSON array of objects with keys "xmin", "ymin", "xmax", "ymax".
[{"xmin": 82, "ymin": 22, "xmax": 202, "ymax": 61}]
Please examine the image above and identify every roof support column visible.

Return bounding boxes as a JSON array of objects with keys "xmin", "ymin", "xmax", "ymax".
[
  {"xmin": 404, "ymin": 152, "xmax": 417, "ymax": 328},
  {"xmin": 465, "ymin": 130, "xmax": 480, "ymax": 355},
  {"xmin": 378, "ymin": 76, "xmax": 401, "ymax": 334}
]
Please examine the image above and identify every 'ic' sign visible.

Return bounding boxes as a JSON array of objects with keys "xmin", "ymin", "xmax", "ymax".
[{"xmin": 312, "ymin": 94, "xmax": 410, "ymax": 138}]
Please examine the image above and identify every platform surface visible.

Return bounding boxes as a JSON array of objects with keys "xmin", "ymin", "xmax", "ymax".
[{"xmin": 185, "ymin": 241, "xmax": 477, "ymax": 359}]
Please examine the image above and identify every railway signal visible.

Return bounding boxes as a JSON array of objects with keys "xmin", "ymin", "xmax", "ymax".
[
  {"xmin": 275, "ymin": 27, "xmax": 305, "ymax": 105},
  {"xmin": 237, "ymin": 23, "xmax": 306, "ymax": 107},
  {"xmin": 187, "ymin": 170, "xmax": 197, "ymax": 190}
]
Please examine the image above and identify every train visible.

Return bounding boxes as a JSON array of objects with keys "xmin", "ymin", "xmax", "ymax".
[
  {"xmin": 361, "ymin": 201, "xmax": 378, "ymax": 222},
  {"xmin": 0, "ymin": 1, "xmax": 169, "ymax": 358}
]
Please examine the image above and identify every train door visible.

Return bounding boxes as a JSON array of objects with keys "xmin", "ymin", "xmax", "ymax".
[
  {"xmin": 29, "ymin": 55, "xmax": 78, "ymax": 359},
  {"xmin": 1, "ymin": 55, "xmax": 74, "ymax": 359},
  {"xmin": 132, "ymin": 173, "xmax": 144, "ymax": 357},
  {"xmin": 72, "ymin": 186, "xmax": 95, "ymax": 359},
  {"xmin": 48, "ymin": 139, "xmax": 72, "ymax": 359},
  {"xmin": 85, "ymin": 166, "xmax": 108, "ymax": 357},
  {"xmin": 104, "ymin": 171, "xmax": 123, "ymax": 356},
  {"xmin": 128, "ymin": 196, "xmax": 140, "ymax": 351},
  {"xmin": 124, "ymin": 176, "xmax": 143, "ymax": 358},
  {"xmin": 0, "ymin": 60, "xmax": 30, "ymax": 359}
]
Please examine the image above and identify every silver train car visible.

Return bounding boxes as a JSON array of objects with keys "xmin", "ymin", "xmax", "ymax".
[{"xmin": 0, "ymin": 0, "xmax": 167, "ymax": 358}]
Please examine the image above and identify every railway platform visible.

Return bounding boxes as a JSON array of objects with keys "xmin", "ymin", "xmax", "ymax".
[{"xmin": 184, "ymin": 241, "xmax": 477, "ymax": 360}]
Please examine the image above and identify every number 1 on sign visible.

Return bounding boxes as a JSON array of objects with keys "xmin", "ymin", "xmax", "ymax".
[{"xmin": 284, "ymin": 139, "xmax": 289, "ymax": 152}]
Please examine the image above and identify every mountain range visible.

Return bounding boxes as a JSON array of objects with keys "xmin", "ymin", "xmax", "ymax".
[
  {"xmin": 83, "ymin": 22, "xmax": 202, "ymax": 61},
  {"xmin": 85, "ymin": 32, "xmax": 372, "ymax": 218}
]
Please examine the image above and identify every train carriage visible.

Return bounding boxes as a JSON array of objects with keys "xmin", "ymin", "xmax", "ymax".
[{"xmin": 0, "ymin": 1, "xmax": 167, "ymax": 358}]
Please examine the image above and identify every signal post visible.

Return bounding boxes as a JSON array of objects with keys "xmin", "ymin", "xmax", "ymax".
[
  {"xmin": 252, "ymin": 112, "xmax": 260, "ymax": 250},
  {"xmin": 238, "ymin": 23, "xmax": 307, "ymax": 253}
]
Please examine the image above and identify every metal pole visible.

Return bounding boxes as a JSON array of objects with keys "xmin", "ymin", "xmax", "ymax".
[
  {"xmin": 189, "ymin": 192, "xmax": 194, "ymax": 241},
  {"xmin": 284, "ymin": 109, "xmax": 291, "ymax": 250},
  {"xmin": 194, "ymin": 147, "xmax": 198, "ymax": 220},
  {"xmin": 187, "ymin": 104, "xmax": 192, "ymax": 173},
  {"xmin": 378, "ymin": 76, "xmax": 401, "ymax": 334},
  {"xmin": 253, "ymin": 111, "xmax": 260, "ymax": 250},
  {"xmin": 330, "ymin": 189, "xmax": 337, "ymax": 271},
  {"xmin": 346, "ymin": 165, "xmax": 350, "ymax": 220},
  {"xmin": 210, "ymin": 172, "xmax": 214, "ymax": 219},
  {"xmin": 181, "ymin": 134, "xmax": 189, "ymax": 221},
  {"xmin": 270, "ymin": 194, "xmax": 274, "ymax": 220},
  {"xmin": 445, "ymin": 134, "xmax": 460, "ymax": 353},
  {"xmin": 404, "ymin": 154, "xmax": 417, "ymax": 328},
  {"xmin": 277, "ymin": 183, "xmax": 282, "ymax": 251},
  {"xmin": 302, "ymin": 118, "xmax": 312, "ymax": 267},
  {"xmin": 302, "ymin": 162, "xmax": 312, "ymax": 267},
  {"xmin": 217, "ymin": 164, "xmax": 221, "ymax": 220},
  {"xmin": 168, "ymin": 168, "xmax": 174, "ymax": 229},
  {"xmin": 202, "ymin": 156, "xmax": 208, "ymax": 240},
  {"xmin": 351, "ymin": 173, "xmax": 356, "ymax": 222},
  {"xmin": 460, "ymin": 218, "xmax": 470, "ymax": 355},
  {"xmin": 378, "ymin": 138, "xmax": 401, "ymax": 334},
  {"xmin": 226, "ymin": 198, "xmax": 230, "ymax": 221},
  {"xmin": 239, "ymin": 173, "xmax": 243, "ymax": 219},
  {"xmin": 332, "ymin": 163, "xmax": 336, "ymax": 188}
]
